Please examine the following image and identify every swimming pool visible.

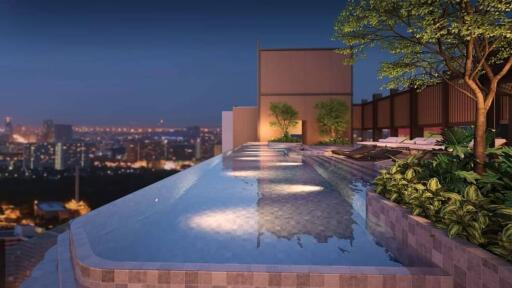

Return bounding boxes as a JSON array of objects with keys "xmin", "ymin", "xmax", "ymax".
[{"xmin": 73, "ymin": 143, "xmax": 420, "ymax": 268}]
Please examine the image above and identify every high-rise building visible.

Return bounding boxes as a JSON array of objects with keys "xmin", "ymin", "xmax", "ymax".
[
  {"xmin": 4, "ymin": 117, "xmax": 13, "ymax": 138},
  {"xmin": 41, "ymin": 120, "xmax": 55, "ymax": 143},
  {"xmin": 194, "ymin": 137, "xmax": 201, "ymax": 160},
  {"xmin": 41, "ymin": 120, "xmax": 73, "ymax": 143},
  {"xmin": 55, "ymin": 142, "xmax": 91, "ymax": 170}
]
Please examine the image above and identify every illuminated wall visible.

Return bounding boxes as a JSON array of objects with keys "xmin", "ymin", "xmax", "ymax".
[{"xmin": 258, "ymin": 49, "xmax": 353, "ymax": 144}]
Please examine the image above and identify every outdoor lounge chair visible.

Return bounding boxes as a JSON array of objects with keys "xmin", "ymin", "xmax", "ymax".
[
  {"xmin": 357, "ymin": 137, "xmax": 407, "ymax": 147},
  {"xmin": 346, "ymin": 148, "xmax": 402, "ymax": 161},
  {"xmin": 332, "ymin": 145, "xmax": 377, "ymax": 157}
]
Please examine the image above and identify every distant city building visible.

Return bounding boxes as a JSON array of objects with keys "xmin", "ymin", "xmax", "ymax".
[
  {"xmin": 4, "ymin": 116, "xmax": 13, "ymax": 138},
  {"xmin": 41, "ymin": 119, "xmax": 54, "ymax": 143},
  {"xmin": 55, "ymin": 142, "xmax": 92, "ymax": 170},
  {"xmin": 41, "ymin": 120, "xmax": 73, "ymax": 143},
  {"xmin": 28, "ymin": 143, "xmax": 55, "ymax": 169},
  {"xmin": 195, "ymin": 137, "xmax": 201, "ymax": 160}
]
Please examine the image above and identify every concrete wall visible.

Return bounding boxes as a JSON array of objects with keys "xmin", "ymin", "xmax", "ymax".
[
  {"xmin": 221, "ymin": 111, "xmax": 233, "ymax": 152},
  {"xmin": 258, "ymin": 49, "xmax": 353, "ymax": 144},
  {"xmin": 232, "ymin": 106, "xmax": 258, "ymax": 148}
]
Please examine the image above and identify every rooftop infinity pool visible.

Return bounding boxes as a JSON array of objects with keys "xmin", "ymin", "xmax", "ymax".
[{"xmin": 72, "ymin": 143, "xmax": 431, "ymax": 268}]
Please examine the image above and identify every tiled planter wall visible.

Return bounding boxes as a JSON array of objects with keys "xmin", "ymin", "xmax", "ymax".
[{"xmin": 367, "ymin": 191, "xmax": 512, "ymax": 288}]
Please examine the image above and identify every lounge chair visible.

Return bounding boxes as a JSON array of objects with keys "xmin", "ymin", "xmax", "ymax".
[
  {"xmin": 468, "ymin": 138, "xmax": 508, "ymax": 148},
  {"xmin": 346, "ymin": 148, "xmax": 402, "ymax": 161},
  {"xmin": 357, "ymin": 137, "xmax": 407, "ymax": 147},
  {"xmin": 332, "ymin": 145, "xmax": 377, "ymax": 157}
]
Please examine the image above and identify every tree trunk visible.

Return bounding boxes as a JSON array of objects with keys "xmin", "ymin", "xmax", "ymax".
[{"xmin": 474, "ymin": 105, "xmax": 487, "ymax": 175}]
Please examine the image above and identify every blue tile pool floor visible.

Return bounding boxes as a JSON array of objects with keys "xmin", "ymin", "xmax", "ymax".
[{"xmin": 79, "ymin": 144, "xmax": 415, "ymax": 267}]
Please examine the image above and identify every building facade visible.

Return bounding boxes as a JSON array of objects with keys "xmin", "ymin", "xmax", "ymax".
[{"xmin": 222, "ymin": 48, "xmax": 353, "ymax": 150}]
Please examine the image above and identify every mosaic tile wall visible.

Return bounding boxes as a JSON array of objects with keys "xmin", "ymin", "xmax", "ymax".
[{"xmin": 367, "ymin": 191, "xmax": 512, "ymax": 288}]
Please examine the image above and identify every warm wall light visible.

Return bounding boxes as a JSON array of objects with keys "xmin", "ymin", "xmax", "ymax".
[{"xmin": 186, "ymin": 207, "xmax": 256, "ymax": 235}]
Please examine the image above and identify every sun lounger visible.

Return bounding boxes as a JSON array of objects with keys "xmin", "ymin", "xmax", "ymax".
[
  {"xmin": 347, "ymin": 148, "xmax": 403, "ymax": 161},
  {"xmin": 357, "ymin": 137, "xmax": 407, "ymax": 147},
  {"xmin": 332, "ymin": 145, "xmax": 377, "ymax": 157}
]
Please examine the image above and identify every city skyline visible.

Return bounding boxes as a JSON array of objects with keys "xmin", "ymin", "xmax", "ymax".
[{"xmin": 0, "ymin": 0, "xmax": 389, "ymax": 127}]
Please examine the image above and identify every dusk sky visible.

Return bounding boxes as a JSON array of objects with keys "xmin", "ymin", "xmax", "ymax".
[{"xmin": 0, "ymin": 0, "xmax": 388, "ymax": 127}]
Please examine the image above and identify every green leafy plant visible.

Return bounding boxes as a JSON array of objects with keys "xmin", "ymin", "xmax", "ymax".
[
  {"xmin": 373, "ymin": 130, "xmax": 512, "ymax": 261},
  {"xmin": 315, "ymin": 99, "xmax": 349, "ymax": 143},
  {"xmin": 269, "ymin": 102, "xmax": 299, "ymax": 139}
]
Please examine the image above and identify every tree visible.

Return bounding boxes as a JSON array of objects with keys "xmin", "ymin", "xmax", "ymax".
[
  {"xmin": 269, "ymin": 102, "xmax": 299, "ymax": 138},
  {"xmin": 334, "ymin": 0, "xmax": 512, "ymax": 174},
  {"xmin": 315, "ymin": 99, "xmax": 350, "ymax": 142}
]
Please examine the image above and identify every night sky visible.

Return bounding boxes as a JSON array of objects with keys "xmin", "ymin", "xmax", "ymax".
[{"xmin": 0, "ymin": 0, "xmax": 388, "ymax": 127}]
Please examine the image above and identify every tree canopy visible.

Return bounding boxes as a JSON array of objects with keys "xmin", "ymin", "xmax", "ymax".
[
  {"xmin": 315, "ymin": 99, "xmax": 350, "ymax": 142},
  {"xmin": 334, "ymin": 0, "xmax": 512, "ymax": 173},
  {"xmin": 269, "ymin": 102, "xmax": 299, "ymax": 138}
]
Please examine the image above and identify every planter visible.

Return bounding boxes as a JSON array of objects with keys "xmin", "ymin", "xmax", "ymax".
[{"xmin": 367, "ymin": 191, "xmax": 512, "ymax": 288}]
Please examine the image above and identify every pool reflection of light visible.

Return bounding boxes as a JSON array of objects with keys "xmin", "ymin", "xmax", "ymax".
[
  {"xmin": 226, "ymin": 170, "xmax": 261, "ymax": 177},
  {"xmin": 266, "ymin": 184, "xmax": 324, "ymax": 195},
  {"xmin": 186, "ymin": 208, "xmax": 256, "ymax": 235},
  {"xmin": 242, "ymin": 151, "xmax": 282, "ymax": 155},
  {"xmin": 270, "ymin": 162, "xmax": 303, "ymax": 166}
]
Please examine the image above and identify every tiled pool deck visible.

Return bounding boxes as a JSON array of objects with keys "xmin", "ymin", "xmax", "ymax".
[{"xmin": 66, "ymin": 143, "xmax": 460, "ymax": 287}]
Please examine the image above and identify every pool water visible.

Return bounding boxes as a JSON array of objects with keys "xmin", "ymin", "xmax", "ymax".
[{"xmin": 80, "ymin": 144, "xmax": 404, "ymax": 266}]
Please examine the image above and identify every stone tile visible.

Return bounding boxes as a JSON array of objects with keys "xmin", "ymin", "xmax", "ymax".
[
  {"xmin": 198, "ymin": 272, "xmax": 212, "ymax": 285},
  {"xmin": 115, "ymin": 270, "xmax": 129, "ymax": 283},
  {"xmin": 91, "ymin": 268, "xmax": 102, "ymax": 282},
  {"xmin": 185, "ymin": 271, "xmax": 199, "ymax": 285},
  {"xmin": 146, "ymin": 271, "xmax": 158, "ymax": 285},
  {"xmin": 281, "ymin": 273, "xmax": 297, "ymax": 287},
  {"xmin": 102, "ymin": 270, "xmax": 115, "ymax": 283},
  {"xmin": 128, "ymin": 270, "xmax": 147, "ymax": 283},
  {"xmin": 296, "ymin": 273, "xmax": 310, "ymax": 287},
  {"xmin": 268, "ymin": 273, "xmax": 281, "ymax": 287},
  {"xmin": 309, "ymin": 273, "xmax": 324, "ymax": 288},
  {"xmin": 211, "ymin": 272, "xmax": 227, "ymax": 286},
  {"xmin": 453, "ymin": 265, "xmax": 466, "ymax": 288},
  {"xmin": 171, "ymin": 271, "xmax": 185, "ymax": 285},
  {"xmin": 366, "ymin": 275, "xmax": 384, "ymax": 288},
  {"xmin": 383, "ymin": 275, "xmax": 397, "ymax": 288},
  {"xmin": 226, "ymin": 272, "xmax": 253, "ymax": 286},
  {"xmin": 158, "ymin": 271, "xmax": 171, "ymax": 284},
  {"xmin": 323, "ymin": 274, "xmax": 339, "ymax": 288}
]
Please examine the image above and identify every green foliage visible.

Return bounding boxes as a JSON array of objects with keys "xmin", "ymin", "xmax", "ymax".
[
  {"xmin": 315, "ymin": 99, "xmax": 350, "ymax": 143},
  {"xmin": 333, "ymin": 0, "xmax": 512, "ymax": 91},
  {"xmin": 373, "ymin": 131, "xmax": 512, "ymax": 260},
  {"xmin": 269, "ymin": 102, "xmax": 299, "ymax": 138},
  {"xmin": 270, "ymin": 135, "xmax": 302, "ymax": 143}
]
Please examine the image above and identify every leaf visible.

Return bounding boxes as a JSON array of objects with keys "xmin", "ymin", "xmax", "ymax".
[
  {"xmin": 464, "ymin": 185, "xmax": 481, "ymax": 201},
  {"xmin": 455, "ymin": 171, "xmax": 481, "ymax": 184},
  {"xmin": 448, "ymin": 224, "xmax": 462, "ymax": 238},
  {"xmin": 427, "ymin": 178, "xmax": 442, "ymax": 191}
]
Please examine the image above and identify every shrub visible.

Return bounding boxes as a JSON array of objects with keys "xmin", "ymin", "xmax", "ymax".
[
  {"xmin": 269, "ymin": 102, "xmax": 298, "ymax": 138},
  {"xmin": 315, "ymin": 99, "xmax": 349, "ymax": 143},
  {"xmin": 373, "ymin": 128, "xmax": 512, "ymax": 261}
]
